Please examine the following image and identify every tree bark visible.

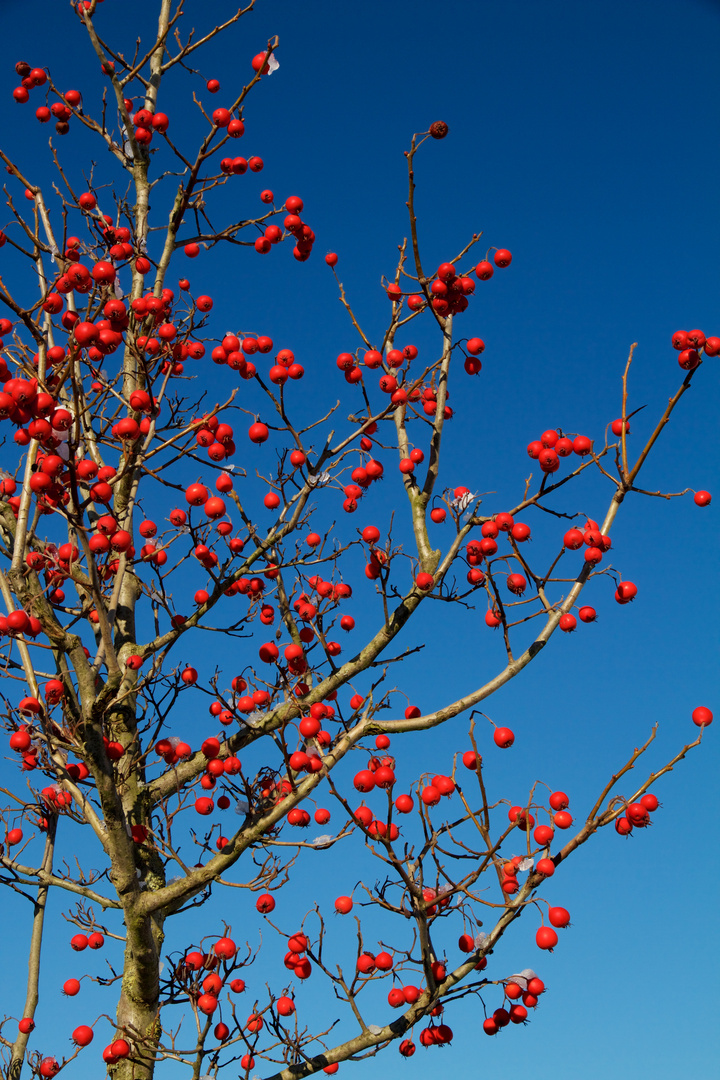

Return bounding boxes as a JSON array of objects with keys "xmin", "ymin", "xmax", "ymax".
[{"xmin": 113, "ymin": 908, "xmax": 165, "ymax": 1080}]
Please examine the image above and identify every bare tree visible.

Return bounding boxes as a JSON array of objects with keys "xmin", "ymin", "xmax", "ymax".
[{"xmin": 0, "ymin": 3, "xmax": 714, "ymax": 1079}]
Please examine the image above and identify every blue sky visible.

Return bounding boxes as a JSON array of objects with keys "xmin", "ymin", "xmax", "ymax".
[{"xmin": 0, "ymin": 0, "xmax": 718, "ymax": 1077}]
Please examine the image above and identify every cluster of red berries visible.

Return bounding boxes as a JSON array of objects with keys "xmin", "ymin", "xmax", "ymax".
[
  {"xmin": 218, "ymin": 149, "xmax": 261, "ymax": 175},
  {"xmin": 483, "ymin": 975, "xmax": 546, "ymax": 1035},
  {"xmin": 671, "ymin": 328, "xmax": 719, "ymax": 370},
  {"xmin": 176, "ymin": 937, "xmax": 245, "ymax": 1033},
  {"xmin": 353, "ymin": 804, "xmax": 401, "ymax": 841},
  {"xmin": 420, "ymin": 772, "xmax": 456, "ymax": 806},
  {"xmin": 255, "ymin": 196, "xmax": 316, "ymax": 261},
  {"xmin": 125, "ymin": 101, "xmax": 170, "ymax": 146},
  {"xmin": 614, "ymin": 791, "xmax": 658, "ymax": 835},
  {"xmin": 191, "ymin": 416, "xmax": 238, "ymax": 462},
  {"xmin": 387, "ymin": 248, "xmax": 512, "ymax": 317},
  {"xmin": 0, "ymin": 365, "xmax": 75, "ymax": 454},
  {"xmin": 337, "ymin": 347, "xmax": 459, "ymax": 423},
  {"xmin": 336, "ymin": 342, "xmax": 419, "ymax": 384},
  {"xmin": 43, "ymin": 279, "xmax": 201, "ymax": 371},
  {"xmin": 330, "ymin": 445, "xmax": 383, "ymax": 515},
  {"xmin": 210, "ymin": 334, "xmax": 306, "ymax": 388},
  {"xmin": 70, "ymin": 931, "xmax": 105, "ymax": 951},
  {"xmin": 11, "ymin": 60, "xmax": 80, "ymax": 135},
  {"xmin": 562, "ymin": 517, "xmax": 612, "ymax": 565},
  {"xmin": 465, "ymin": 511, "xmax": 528, "ymax": 587},
  {"xmin": 527, "ymin": 428, "xmax": 593, "ymax": 474},
  {"xmin": 398, "ymin": 1023, "xmax": 453, "ymax": 1055}
]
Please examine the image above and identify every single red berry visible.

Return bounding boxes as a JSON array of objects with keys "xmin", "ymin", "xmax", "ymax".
[
  {"xmin": 678, "ymin": 348, "xmax": 700, "ymax": 371},
  {"xmin": 493, "ymin": 726, "xmax": 514, "ymax": 748},
  {"xmin": 548, "ymin": 905, "xmax": 570, "ymax": 928},
  {"xmin": 535, "ymin": 926, "xmax": 558, "ymax": 950},
  {"xmin": 692, "ymin": 706, "xmax": 712, "ymax": 727}
]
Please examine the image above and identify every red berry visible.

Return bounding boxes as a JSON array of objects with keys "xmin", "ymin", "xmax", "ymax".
[
  {"xmin": 692, "ymin": 706, "xmax": 713, "ymax": 727},
  {"xmin": 548, "ymin": 905, "xmax": 570, "ymax": 928},
  {"xmin": 678, "ymin": 348, "xmax": 700, "ymax": 371},
  {"xmin": 535, "ymin": 926, "xmax": 558, "ymax": 950},
  {"xmin": 493, "ymin": 726, "xmax": 514, "ymax": 748}
]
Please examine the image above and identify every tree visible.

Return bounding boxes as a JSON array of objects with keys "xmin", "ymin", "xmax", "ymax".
[{"xmin": 0, "ymin": 1, "xmax": 715, "ymax": 1078}]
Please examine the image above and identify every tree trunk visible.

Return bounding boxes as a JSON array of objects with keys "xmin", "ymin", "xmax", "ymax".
[{"xmin": 113, "ymin": 910, "xmax": 165, "ymax": 1079}]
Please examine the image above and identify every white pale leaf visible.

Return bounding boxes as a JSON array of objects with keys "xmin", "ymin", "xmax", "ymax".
[{"xmin": 451, "ymin": 490, "xmax": 478, "ymax": 513}]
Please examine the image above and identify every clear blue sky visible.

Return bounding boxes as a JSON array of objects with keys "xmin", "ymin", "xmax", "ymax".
[{"xmin": 0, "ymin": 1, "xmax": 718, "ymax": 1078}]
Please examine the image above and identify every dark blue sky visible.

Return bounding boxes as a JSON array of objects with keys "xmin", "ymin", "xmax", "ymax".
[{"xmin": 0, "ymin": 1, "xmax": 718, "ymax": 1077}]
